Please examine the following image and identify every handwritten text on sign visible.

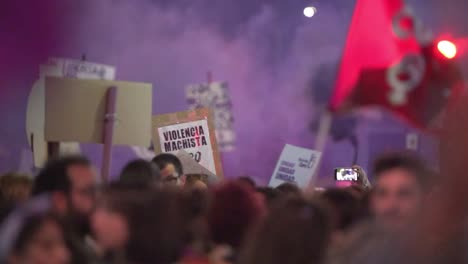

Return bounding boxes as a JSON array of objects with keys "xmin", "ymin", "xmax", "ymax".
[
  {"xmin": 269, "ymin": 144, "xmax": 321, "ymax": 189},
  {"xmin": 158, "ymin": 120, "xmax": 216, "ymax": 174}
]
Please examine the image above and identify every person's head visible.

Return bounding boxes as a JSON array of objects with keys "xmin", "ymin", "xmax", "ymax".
[
  {"xmin": 5, "ymin": 213, "xmax": 69, "ymax": 264},
  {"xmin": 208, "ymin": 181, "xmax": 263, "ymax": 251},
  {"xmin": 275, "ymin": 182, "xmax": 301, "ymax": 197},
  {"xmin": 0, "ymin": 197, "xmax": 70, "ymax": 264},
  {"xmin": 0, "ymin": 173, "xmax": 32, "ymax": 204},
  {"xmin": 255, "ymin": 187, "xmax": 279, "ymax": 210},
  {"xmin": 184, "ymin": 174, "xmax": 208, "ymax": 190},
  {"xmin": 92, "ymin": 185, "xmax": 187, "ymax": 263},
  {"xmin": 119, "ymin": 159, "xmax": 161, "ymax": 188},
  {"xmin": 370, "ymin": 152, "xmax": 431, "ymax": 229},
  {"xmin": 32, "ymin": 156, "xmax": 96, "ymax": 236},
  {"xmin": 182, "ymin": 188, "xmax": 211, "ymax": 254},
  {"xmin": 239, "ymin": 196, "xmax": 330, "ymax": 264},
  {"xmin": 237, "ymin": 176, "xmax": 256, "ymax": 191},
  {"xmin": 152, "ymin": 154, "xmax": 184, "ymax": 186},
  {"xmin": 320, "ymin": 188, "xmax": 364, "ymax": 246}
]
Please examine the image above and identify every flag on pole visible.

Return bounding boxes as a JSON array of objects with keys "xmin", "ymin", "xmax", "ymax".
[{"xmin": 329, "ymin": 0, "xmax": 463, "ymax": 130}]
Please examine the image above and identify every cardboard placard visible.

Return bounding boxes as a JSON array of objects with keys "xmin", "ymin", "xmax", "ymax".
[
  {"xmin": 26, "ymin": 58, "xmax": 116, "ymax": 167},
  {"xmin": 45, "ymin": 77, "xmax": 152, "ymax": 147},
  {"xmin": 269, "ymin": 144, "xmax": 322, "ymax": 189},
  {"xmin": 153, "ymin": 108, "xmax": 223, "ymax": 179}
]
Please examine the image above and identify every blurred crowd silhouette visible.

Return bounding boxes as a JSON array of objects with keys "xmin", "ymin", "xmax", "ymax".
[
  {"xmin": 1, "ymin": 99, "xmax": 468, "ymax": 264},
  {"xmin": 0, "ymin": 146, "xmax": 458, "ymax": 264}
]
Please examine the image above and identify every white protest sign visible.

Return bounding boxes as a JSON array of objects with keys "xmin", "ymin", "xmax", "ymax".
[
  {"xmin": 46, "ymin": 57, "xmax": 116, "ymax": 80},
  {"xmin": 269, "ymin": 144, "xmax": 322, "ymax": 189},
  {"xmin": 406, "ymin": 133, "xmax": 419, "ymax": 150},
  {"xmin": 158, "ymin": 119, "xmax": 216, "ymax": 175}
]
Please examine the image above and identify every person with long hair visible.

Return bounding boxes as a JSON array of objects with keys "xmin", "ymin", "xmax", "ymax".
[
  {"xmin": 239, "ymin": 196, "xmax": 330, "ymax": 264},
  {"xmin": 0, "ymin": 196, "xmax": 70, "ymax": 264},
  {"xmin": 92, "ymin": 184, "xmax": 188, "ymax": 264}
]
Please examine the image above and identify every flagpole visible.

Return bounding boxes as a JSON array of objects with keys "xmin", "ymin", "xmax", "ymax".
[{"xmin": 308, "ymin": 110, "xmax": 333, "ymax": 190}]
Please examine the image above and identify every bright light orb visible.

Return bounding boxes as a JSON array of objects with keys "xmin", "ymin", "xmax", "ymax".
[
  {"xmin": 303, "ymin": 6, "xmax": 317, "ymax": 18},
  {"xmin": 437, "ymin": 40, "xmax": 457, "ymax": 59}
]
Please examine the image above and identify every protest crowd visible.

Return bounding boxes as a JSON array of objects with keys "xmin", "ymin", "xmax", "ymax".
[
  {"xmin": 2, "ymin": 0, "xmax": 468, "ymax": 262},
  {"xmin": 0, "ymin": 147, "xmax": 465, "ymax": 264}
]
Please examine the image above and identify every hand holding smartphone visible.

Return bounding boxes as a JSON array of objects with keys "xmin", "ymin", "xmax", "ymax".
[{"xmin": 335, "ymin": 168, "xmax": 359, "ymax": 181}]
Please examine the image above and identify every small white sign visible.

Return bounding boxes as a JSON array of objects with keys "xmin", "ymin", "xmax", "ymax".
[
  {"xmin": 406, "ymin": 133, "xmax": 419, "ymax": 150},
  {"xmin": 158, "ymin": 119, "xmax": 216, "ymax": 175},
  {"xmin": 269, "ymin": 144, "xmax": 321, "ymax": 189},
  {"xmin": 46, "ymin": 57, "xmax": 116, "ymax": 80}
]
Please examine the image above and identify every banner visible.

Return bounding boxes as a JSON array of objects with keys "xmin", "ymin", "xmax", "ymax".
[
  {"xmin": 153, "ymin": 108, "xmax": 223, "ymax": 178},
  {"xmin": 186, "ymin": 82, "xmax": 235, "ymax": 152},
  {"xmin": 269, "ymin": 144, "xmax": 321, "ymax": 189}
]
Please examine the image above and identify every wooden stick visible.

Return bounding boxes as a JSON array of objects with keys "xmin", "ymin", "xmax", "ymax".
[
  {"xmin": 308, "ymin": 110, "xmax": 333, "ymax": 189},
  {"xmin": 207, "ymin": 71, "xmax": 212, "ymax": 84},
  {"xmin": 47, "ymin": 142, "xmax": 60, "ymax": 160},
  {"xmin": 101, "ymin": 86, "xmax": 118, "ymax": 183}
]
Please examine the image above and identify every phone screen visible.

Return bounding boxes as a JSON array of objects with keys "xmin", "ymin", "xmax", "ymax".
[{"xmin": 335, "ymin": 168, "xmax": 359, "ymax": 181}]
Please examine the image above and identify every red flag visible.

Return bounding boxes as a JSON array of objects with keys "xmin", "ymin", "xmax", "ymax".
[{"xmin": 329, "ymin": 0, "xmax": 462, "ymax": 129}]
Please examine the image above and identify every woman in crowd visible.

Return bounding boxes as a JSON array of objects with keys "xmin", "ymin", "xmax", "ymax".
[
  {"xmin": 208, "ymin": 181, "xmax": 264, "ymax": 264},
  {"xmin": 319, "ymin": 188, "xmax": 365, "ymax": 247},
  {"xmin": 239, "ymin": 196, "xmax": 331, "ymax": 264},
  {"xmin": 92, "ymin": 184, "xmax": 188, "ymax": 264},
  {"xmin": 0, "ymin": 196, "xmax": 70, "ymax": 264},
  {"xmin": 178, "ymin": 189, "xmax": 211, "ymax": 264}
]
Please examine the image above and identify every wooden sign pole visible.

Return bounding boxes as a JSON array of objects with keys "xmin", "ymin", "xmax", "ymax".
[
  {"xmin": 47, "ymin": 141, "xmax": 60, "ymax": 160},
  {"xmin": 207, "ymin": 71, "xmax": 212, "ymax": 84},
  {"xmin": 101, "ymin": 86, "xmax": 118, "ymax": 183}
]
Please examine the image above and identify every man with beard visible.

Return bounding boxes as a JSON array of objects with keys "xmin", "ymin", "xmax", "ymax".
[{"xmin": 32, "ymin": 156, "xmax": 98, "ymax": 264}]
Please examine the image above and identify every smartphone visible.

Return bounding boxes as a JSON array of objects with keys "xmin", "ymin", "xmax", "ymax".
[{"xmin": 335, "ymin": 168, "xmax": 359, "ymax": 181}]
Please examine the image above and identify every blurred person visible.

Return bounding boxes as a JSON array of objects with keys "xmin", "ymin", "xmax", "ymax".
[
  {"xmin": 370, "ymin": 152, "xmax": 432, "ymax": 230},
  {"xmin": 237, "ymin": 176, "xmax": 256, "ymax": 191},
  {"xmin": 184, "ymin": 174, "xmax": 208, "ymax": 191},
  {"xmin": 0, "ymin": 196, "xmax": 70, "ymax": 264},
  {"xmin": 0, "ymin": 173, "xmax": 32, "ymax": 224},
  {"xmin": 92, "ymin": 184, "xmax": 188, "ymax": 264},
  {"xmin": 320, "ymin": 188, "xmax": 363, "ymax": 246},
  {"xmin": 275, "ymin": 182, "xmax": 301, "ymax": 197},
  {"xmin": 179, "ymin": 189, "xmax": 211, "ymax": 264},
  {"xmin": 152, "ymin": 153, "xmax": 185, "ymax": 186},
  {"xmin": 0, "ymin": 192, "xmax": 13, "ymax": 224},
  {"xmin": 32, "ymin": 156, "xmax": 97, "ymax": 264},
  {"xmin": 0, "ymin": 172, "xmax": 32, "ymax": 204},
  {"xmin": 239, "ymin": 196, "xmax": 330, "ymax": 264},
  {"xmin": 255, "ymin": 187, "xmax": 279, "ymax": 210},
  {"xmin": 119, "ymin": 159, "xmax": 161, "ymax": 188},
  {"xmin": 208, "ymin": 181, "xmax": 264, "ymax": 264}
]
